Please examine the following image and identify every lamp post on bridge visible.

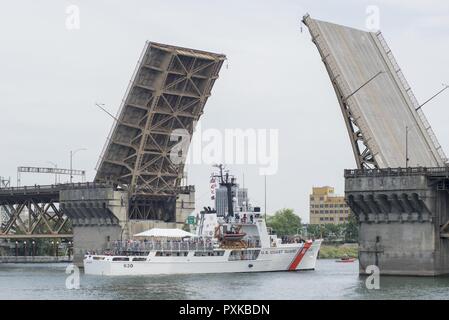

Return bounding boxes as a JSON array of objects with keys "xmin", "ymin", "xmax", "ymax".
[
  {"xmin": 405, "ymin": 126, "xmax": 409, "ymax": 168},
  {"xmin": 47, "ymin": 161, "xmax": 58, "ymax": 185},
  {"xmin": 32, "ymin": 241, "xmax": 36, "ymax": 257},
  {"xmin": 70, "ymin": 148, "xmax": 87, "ymax": 183},
  {"xmin": 68, "ymin": 241, "xmax": 72, "ymax": 260}
]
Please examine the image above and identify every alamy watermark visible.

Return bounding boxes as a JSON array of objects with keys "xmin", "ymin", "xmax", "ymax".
[
  {"xmin": 65, "ymin": 4, "xmax": 80, "ymax": 30},
  {"xmin": 365, "ymin": 5, "xmax": 380, "ymax": 31},
  {"xmin": 65, "ymin": 264, "xmax": 80, "ymax": 289},
  {"xmin": 365, "ymin": 265, "xmax": 380, "ymax": 290},
  {"xmin": 170, "ymin": 121, "xmax": 279, "ymax": 175}
]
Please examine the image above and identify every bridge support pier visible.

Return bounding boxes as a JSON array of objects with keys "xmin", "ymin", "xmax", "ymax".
[
  {"xmin": 345, "ymin": 167, "xmax": 449, "ymax": 276},
  {"xmin": 71, "ymin": 225, "xmax": 121, "ymax": 266},
  {"xmin": 60, "ymin": 187, "xmax": 125, "ymax": 266}
]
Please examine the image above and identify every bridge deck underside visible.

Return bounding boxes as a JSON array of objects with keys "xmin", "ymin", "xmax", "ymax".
[
  {"xmin": 347, "ymin": 192, "xmax": 432, "ymax": 223},
  {"xmin": 95, "ymin": 42, "xmax": 226, "ymax": 197}
]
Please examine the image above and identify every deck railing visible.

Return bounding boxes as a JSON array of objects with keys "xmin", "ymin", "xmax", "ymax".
[
  {"xmin": 107, "ymin": 238, "xmax": 262, "ymax": 255},
  {"xmin": 111, "ymin": 240, "xmax": 215, "ymax": 254}
]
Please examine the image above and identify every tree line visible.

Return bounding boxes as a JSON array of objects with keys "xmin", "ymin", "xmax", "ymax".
[{"xmin": 266, "ymin": 208, "xmax": 358, "ymax": 242}]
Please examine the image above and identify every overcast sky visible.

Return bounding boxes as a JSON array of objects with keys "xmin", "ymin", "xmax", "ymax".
[{"xmin": 0, "ymin": 0, "xmax": 448, "ymax": 222}]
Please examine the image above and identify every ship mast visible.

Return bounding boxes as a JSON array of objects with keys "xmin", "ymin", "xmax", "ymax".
[{"xmin": 212, "ymin": 164, "xmax": 236, "ymax": 219}]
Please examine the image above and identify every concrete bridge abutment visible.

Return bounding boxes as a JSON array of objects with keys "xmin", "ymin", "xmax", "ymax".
[{"xmin": 345, "ymin": 167, "xmax": 449, "ymax": 276}]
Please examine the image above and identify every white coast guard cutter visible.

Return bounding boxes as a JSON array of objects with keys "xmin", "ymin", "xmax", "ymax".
[{"xmin": 84, "ymin": 166, "xmax": 321, "ymax": 276}]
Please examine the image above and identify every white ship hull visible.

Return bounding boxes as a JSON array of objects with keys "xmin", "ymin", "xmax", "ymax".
[{"xmin": 84, "ymin": 240, "xmax": 322, "ymax": 276}]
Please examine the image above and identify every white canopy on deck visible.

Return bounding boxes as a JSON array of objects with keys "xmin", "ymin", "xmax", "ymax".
[{"xmin": 133, "ymin": 228, "xmax": 197, "ymax": 238}]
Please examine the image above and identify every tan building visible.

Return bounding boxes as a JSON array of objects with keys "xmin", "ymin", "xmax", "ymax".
[{"xmin": 309, "ymin": 186, "xmax": 351, "ymax": 225}]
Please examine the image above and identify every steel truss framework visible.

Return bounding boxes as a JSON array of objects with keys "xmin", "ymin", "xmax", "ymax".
[
  {"xmin": 328, "ymin": 67, "xmax": 377, "ymax": 169},
  {"xmin": 0, "ymin": 199, "xmax": 71, "ymax": 239},
  {"xmin": 128, "ymin": 196, "xmax": 176, "ymax": 221},
  {"xmin": 95, "ymin": 42, "xmax": 226, "ymax": 197},
  {"xmin": 0, "ymin": 183, "xmax": 108, "ymax": 238}
]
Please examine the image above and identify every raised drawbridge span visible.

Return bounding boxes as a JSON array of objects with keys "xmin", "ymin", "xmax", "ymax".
[
  {"xmin": 303, "ymin": 15, "xmax": 447, "ymax": 169},
  {"xmin": 95, "ymin": 42, "xmax": 226, "ymax": 194},
  {"xmin": 95, "ymin": 42, "xmax": 226, "ymax": 219}
]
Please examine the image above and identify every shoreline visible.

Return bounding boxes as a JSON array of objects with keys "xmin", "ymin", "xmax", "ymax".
[{"xmin": 318, "ymin": 243, "xmax": 358, "ymax": 259}]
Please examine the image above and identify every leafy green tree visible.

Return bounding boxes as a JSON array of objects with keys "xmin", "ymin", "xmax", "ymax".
[
  {"xmin": 266, "ymin": 208, "xmax": 302, "ymax": 236},
  {"xmin": 324, "ymin": 223, "xmax": 344, "ymax": 239},
  {"xmin": 306, "ymin": 215, "xmax": 358, "ymax": 242},
  {"xmin": 343, "ymin": 213, "xmax": 359, "ymax": 242},
  {"xmin": 305, "ymin": 224, "xmax": 323, "ymax": 238},
  {"xmin": 306, "ymin": 223, "xmax": 345, "ymax": 240}
]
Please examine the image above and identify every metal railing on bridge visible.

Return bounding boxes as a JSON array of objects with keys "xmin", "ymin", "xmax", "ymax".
[
  {"xmin": 344, "ymin": 167, "xmax": 449, "ymax": 178},
  {"xmin": 0, "ymin": 182, "xmax": 113, "ymax": 194}
]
